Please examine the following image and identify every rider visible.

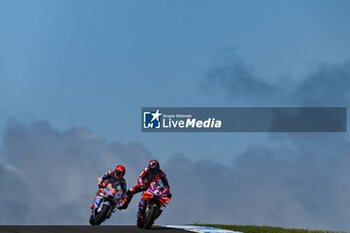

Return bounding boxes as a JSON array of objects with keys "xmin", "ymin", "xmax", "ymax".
[
  {"xmin": 118, "ymin": 160, "xmax": 171, "ymax": 210},
  {"xmin": 90, "ymin": 165, "xmax": 127, "ymax": 209}
]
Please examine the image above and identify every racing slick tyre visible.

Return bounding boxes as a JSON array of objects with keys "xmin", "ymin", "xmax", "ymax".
[
  {"xmin": 144, "ymin": 205, "xmax": 158, "ymax": 229},
  {"xmin": 89, "ymin": 214, "xmax": 95, "ymax": 225},
  {"xmin": 137, "ymin": 216, "xmax": 144, "ymax": 229},
  {"xmin": 95, "ymin": 204, "xmax": 110, "ymax": 225}
]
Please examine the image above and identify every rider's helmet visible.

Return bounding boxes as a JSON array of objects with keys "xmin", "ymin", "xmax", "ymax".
[
  {"xmin": 148, "ymin": 160, "xmax": 160, "ymax": 173},
  {"xmin": 114, "ymin": 165, "xmax": 126, "ymax": 179}
]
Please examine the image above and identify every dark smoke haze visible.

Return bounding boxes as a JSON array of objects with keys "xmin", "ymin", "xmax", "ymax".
[{"xmin": 1, "ymin": 51, "xmax": 350, "ymax": 231}]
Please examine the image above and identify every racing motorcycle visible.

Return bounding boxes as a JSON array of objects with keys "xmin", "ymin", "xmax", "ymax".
[
  {"xmin": 137, "ymin": 181, "xmax": 172, "ymax": 229},
  {"xmin": 89, "ymin": 178, "xmax": 124, "ymax": 225}
]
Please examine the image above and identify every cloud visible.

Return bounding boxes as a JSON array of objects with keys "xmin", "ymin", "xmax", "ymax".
[
  {"xmin": 204, "ymin": 49, "xmax": 350, "ymax": 107},
  {"xmin": 2, "ymin": 118, "xmax": 350, "ymax": 231},
  {"xmin": 0, "ymin": 162, "xmax": 28, "ymax": 224},
  {"xmin": 2, "ymin": 52, "xmax": 350, "ymax": 230},
  {"xmin": 164, "ymin": 138, "xmax": 350, "ymax": 231},
  {"xmin": 296, "ymin": 60, "xmax": 350, "ymax": 106},
  {"xmin": 0, "ymin": 118, "xmax": 153, "ymax": 224},
  {"xmin": 204, "ymin": 49, "xmax": 294, "ymax": 106},
  {"xmin": 197, "ymin": 50, "xmax": 350, "ymax": 231}
]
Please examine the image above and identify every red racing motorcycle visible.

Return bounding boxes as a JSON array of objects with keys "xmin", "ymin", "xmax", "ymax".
[{"xmin": 137, "ymin": 181, "xmax": 172, "ymax": 229}]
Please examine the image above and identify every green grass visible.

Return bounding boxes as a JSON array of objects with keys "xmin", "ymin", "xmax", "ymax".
[{"xmin": 193, "ymin": 224, "xmax": 344, "ymax": 233}]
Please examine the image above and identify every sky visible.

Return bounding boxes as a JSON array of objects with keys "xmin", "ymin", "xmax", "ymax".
[{"xmin": 1, "ymin": 0, "xmax": 350, "ymax": 231}]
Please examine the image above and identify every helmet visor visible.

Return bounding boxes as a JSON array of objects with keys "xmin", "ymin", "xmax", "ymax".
[
  {"xmin": 149, "ymin": 163, "xmax": 159, "ymax": 171},
  {"xmin": 115, "ymin": 170, "xmax": 125, "ymax": 178}
]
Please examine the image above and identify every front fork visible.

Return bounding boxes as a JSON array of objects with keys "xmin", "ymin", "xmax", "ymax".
[
  {"xmin": 92, "ymin": 196, "xmax": 113, "ymax": 217},
  {"xmin": 156, "ymin": 205, "xmax": 166, "ymax": 219},
  {"xmin": 94, "ymin": 196, "xmax": 103, "ymax": 212}
]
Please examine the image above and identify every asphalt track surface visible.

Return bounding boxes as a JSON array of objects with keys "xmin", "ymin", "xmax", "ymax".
[{"xmin": 0, "ymin": 226, "xmax": 189, "ymax": 233}]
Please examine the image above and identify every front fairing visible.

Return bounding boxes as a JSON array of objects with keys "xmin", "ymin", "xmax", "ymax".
[
  {"xmin": 141, "ymin": 184, "xmax": 171, "ymax": 206},
  {"xmin": 94, "ymin": 185, "xmax": 123, "ymax": 210}
]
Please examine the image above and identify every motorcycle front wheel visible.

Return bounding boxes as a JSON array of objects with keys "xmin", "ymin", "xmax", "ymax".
[
  {"xmin": 144, "ymin": 205, "xmax": 158, "ymax": 229},
  {"xmin": 137, "ymin": 213, "xmax": 144, "ymax": 229},
  {"xmin": 89, "ymin": 213, "xmax": 95, "ymax": 225},
  {"xmin": 95, "ymin": 204, "xmax": 110, "ymax": 225}
]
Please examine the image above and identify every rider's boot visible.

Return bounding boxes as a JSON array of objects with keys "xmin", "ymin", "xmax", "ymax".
[{"xmin": 118, "ymin": 194, "xmax": 132, "ymax": 209}]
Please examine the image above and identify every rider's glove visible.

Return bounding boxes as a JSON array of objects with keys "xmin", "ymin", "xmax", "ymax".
[{"xmin": 98, "ymin": 182, "xmax": 106, "ymax": 188}]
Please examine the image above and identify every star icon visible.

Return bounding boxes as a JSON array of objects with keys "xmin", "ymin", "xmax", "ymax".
[{"xmin": 151, "ymin": 109, "xmax": 162, "ymax": 122}]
